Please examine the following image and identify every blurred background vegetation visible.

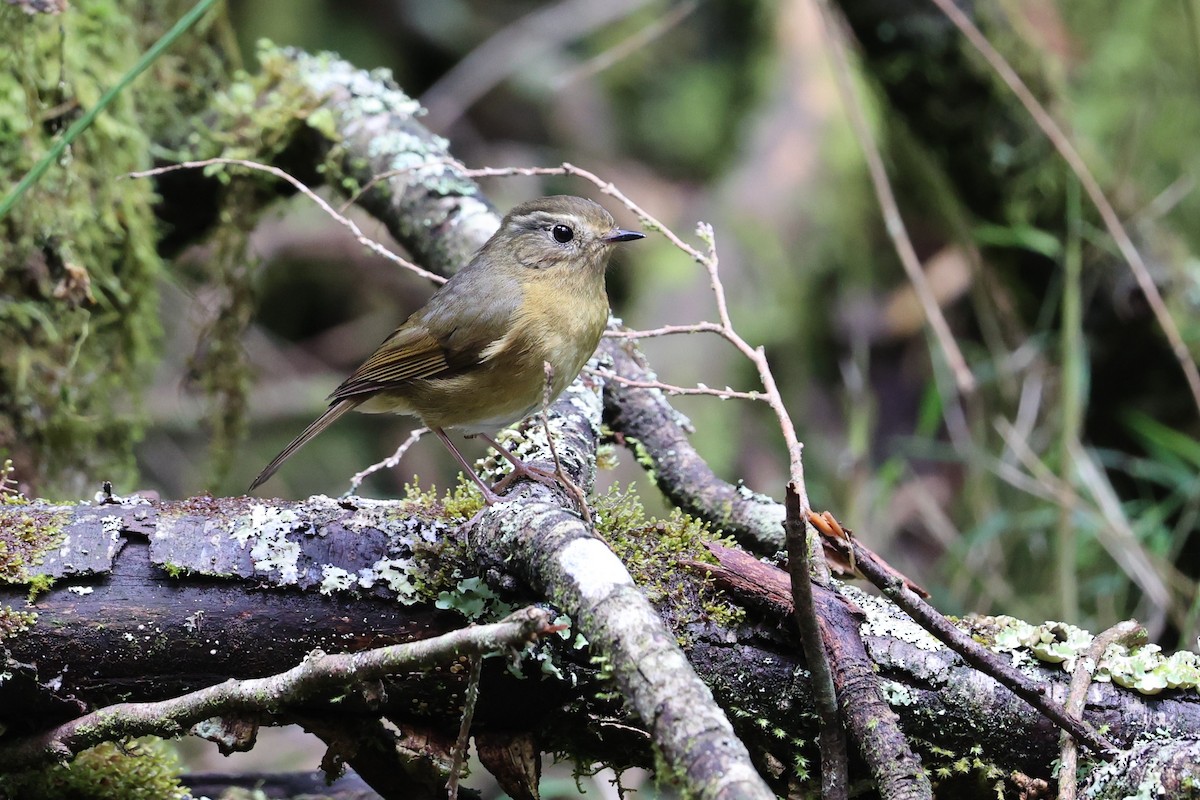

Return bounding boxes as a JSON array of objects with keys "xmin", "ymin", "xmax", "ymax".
[{"xmin": 4, "ymin": 0, "xmax": 1200, "ymax": 711}]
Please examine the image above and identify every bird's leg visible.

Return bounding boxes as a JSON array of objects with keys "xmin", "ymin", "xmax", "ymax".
[
  {"xmin": 433, "ymin": 428, "xmax": 503, "ymax": 505},
  {"xmin": 475, "ymin": 433, "xmax": 562, "ymax": 495}
]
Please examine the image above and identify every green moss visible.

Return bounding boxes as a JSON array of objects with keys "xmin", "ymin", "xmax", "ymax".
[
  {"xmin": 25, "ymin": 573, "xmax": 55, "ymax": 603},
  {"xmin": 0, "ymin": 2, "xmax": 226, "ymax": 494},
  {"xmin": 0, "ymin": 503, "xmax": 70, "ymax": 588},
  {"xmin": 594, "ymin": 484, "xmax": 744, "ymax": 636},
  {"xmin": 0, "ymin": 605, "xmax": 36, "ymax": 640},
  {"xmin": 0, "ymin": 738, "xmax": 188, "ymax": 799},
  {"xmin": 396, "ymin": 476, "xmax": 485, "ymax": 522}
]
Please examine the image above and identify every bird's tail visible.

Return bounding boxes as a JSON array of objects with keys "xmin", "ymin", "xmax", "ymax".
[{"xmin": 248, "ymin": 399, "xmax": 359, "ymax": 491}]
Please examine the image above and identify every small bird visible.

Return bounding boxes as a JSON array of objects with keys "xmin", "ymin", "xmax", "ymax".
[{"xmin": 249, "ymin": 195, "xmax": 644, "ymax": 502}]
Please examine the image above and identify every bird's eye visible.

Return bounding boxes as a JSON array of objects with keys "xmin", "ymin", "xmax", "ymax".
[{"xmin": 551, "ymin": 224, "xmax": 574, "ymax": 244}]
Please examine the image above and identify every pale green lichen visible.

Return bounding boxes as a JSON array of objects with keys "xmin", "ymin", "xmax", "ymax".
[
  {"xmin": 358, "ymin": 557, "xmax": 422, "ymax": 604},
  {"xmin": 984, "ymin": 616, "xmax": 1199, "ymax": 696},
  {"xmin": 880, "ymin": 679, "xmax": 917, "ymax": 707},
  {"xmin": 435, "ymin": 574, "xmax": 515, "ymax": 622},
  {"xmin": 318, "ymin": 565, "xmax": 356, "ymax": 595}
]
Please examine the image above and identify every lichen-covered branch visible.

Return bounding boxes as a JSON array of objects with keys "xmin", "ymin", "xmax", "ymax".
[
  {"xmin": 0, "ymin": 607, "xmax": 553, "ymax": 772},
  {"xmin": 3, "ymin": 495, "xmax": 1200, "ymax": 796},
  {"xmin": 466, "ymin": 371, "xmax": 773, "ymax": 799}
]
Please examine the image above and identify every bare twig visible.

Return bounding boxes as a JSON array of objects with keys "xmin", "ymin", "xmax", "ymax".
[
  {"xmin": 603, "ymin": 321, "xmax": 726, "ymax": 339},
  {"xmin": 540, "ymin": 361, "xmax": 591, "ymax": 524},
  {"xmin": 590, "ymin": 367, "xmax": 765, "ymax": 402},
  {"xmin": 928, "ymin": 0, "xmax": 1200, "ymax": 418},
  {"xmin": 785, "ymin": 486, "xmax": 848, "ymax": 799},
  {"xmin": 698, "ymin": 542, "xmax": 932, "ymax": 798},
  {"xmin": 0, "ymin": 607, "xmax": 555, "ymax": 771},
  {"xmin": 127, "ymin": 159, "xmax": 447, "ymax": 286},
  {"xmin": 346, "ymin": 426, "xmax": 430, "ymax": 496},
  {"xmin": 816, "ymin": 0, "xmax": 976, "ymax": 396},
  {"xmin": 447, "ymin": 653, "xmax": 483, "ymax": 800},
  {"xmin": 1058, "ymin": 620, "xmax": 1144, "ymax": 800}
]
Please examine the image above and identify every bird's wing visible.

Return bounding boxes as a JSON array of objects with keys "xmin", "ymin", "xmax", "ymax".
[{"xmin": 330, "ymin": 269, "xmax": 521, "ymax": 401}]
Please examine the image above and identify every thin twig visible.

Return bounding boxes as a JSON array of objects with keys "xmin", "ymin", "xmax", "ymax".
[
  {"xmin": 816, "ymin": 0, "xmax": 976, "ymax": 395},
  {"xmin": 127, "ymin": 159, "xmax": 447, "ymax": 286},
  {"xmin": 590, "ymin": 368, "xmax": 765, "ymax": 402},
  {"xmin": 928, "ymin": 0, "xmax": 1200, "ymax": 418},
  {"xmin": 1058, "ymin": 620, "xmax": 1143, "ymax": 800},
  {"xmin": 541, "ymin": 362, "xmax": 592, "ymax": 524},
  {"xmin": 603, "ymin": 321, "xmax": 726, "ymax": 339},
  {"xmin": 447, "ymin": 653, "xmax": 483, "ymax": 800},
  {"xmin": 336, "ymin": 157, "xmax": 466, "ymax": 214},
  {"xmin": 345, "ymin": 427, "xmax": 430, "ymax": 496},
  {"xmin": 785, "ymin": 486, "xmax": 848, "ymax": 800}
]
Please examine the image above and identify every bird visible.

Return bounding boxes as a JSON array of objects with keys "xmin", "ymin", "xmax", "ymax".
[{"xmin": 248, "ymin": 195, "xmax": 644, "ymax": 503}]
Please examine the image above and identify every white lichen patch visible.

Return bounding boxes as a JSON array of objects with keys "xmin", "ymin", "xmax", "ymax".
[
  {"xmin": 558, "ymin": 537, "xmax": 634, "ymax": 601},
  {"xmin": 66, "ymin": 585, "xmax": 94, "ymax": 595},
  {"xmin": 880, "ymin": 679, "xmax": 916, "ymax": 707},
  {"xmin": 231, "ymin": 504, "xmax": 304, "ymax": 584},
  {"xmin": 358, "ymin": 557, "xmax": 421, "ymax": 604},
  {"xmin": 847, "ymin": 585, "xmax": 944, "ymax": 652},
  {"xmin": 319, "ymin": 565, "xmax": 356, "ymax": 595}
]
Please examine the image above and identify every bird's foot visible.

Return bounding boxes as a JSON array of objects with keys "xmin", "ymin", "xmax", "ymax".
[{"xmin": 490, "ymin": 461, "xmax": 561, "ymax": 496}]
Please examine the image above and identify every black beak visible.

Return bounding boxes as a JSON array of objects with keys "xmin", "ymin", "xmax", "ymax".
[{"xmin": 603, "ymin": 229, "xmax": 645, "ymax": 243}]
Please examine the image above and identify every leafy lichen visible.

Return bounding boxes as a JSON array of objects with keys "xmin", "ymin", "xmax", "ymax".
[{"xmin": 982, "ymin": 616, "xmax": 1200, "ymax": 696}]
